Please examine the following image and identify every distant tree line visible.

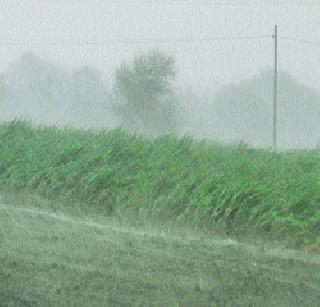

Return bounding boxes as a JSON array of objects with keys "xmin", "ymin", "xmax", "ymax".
[
  {"xmin": 1, "ymin": 51, "xmax": 320, "ymax": 148},
  {"xmin": 0, "ymin": 51, "xmax": 180, "ymax": 134}
]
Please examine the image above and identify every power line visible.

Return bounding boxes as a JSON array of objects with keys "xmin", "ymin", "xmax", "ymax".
[
  {"xmin": 278, "ymin": 36, "xmax": 320, "ymax": 47},
  {"xmin": 1, "ymin": 35, "xmax": 320, "ymax": 48},
  {"xmin": 0, "ymin": 35, "xmax": 271, "ymax": 46}
]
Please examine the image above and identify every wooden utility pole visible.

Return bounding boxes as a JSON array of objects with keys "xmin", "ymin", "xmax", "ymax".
[{"xmin": 272, "ymin": 25, "xmax": 278, "ymax": 151}]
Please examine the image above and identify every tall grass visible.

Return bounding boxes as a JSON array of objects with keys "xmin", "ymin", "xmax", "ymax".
[{"xmin": 0, "ymin": 120, "xmax": 319, "ymax": 245}]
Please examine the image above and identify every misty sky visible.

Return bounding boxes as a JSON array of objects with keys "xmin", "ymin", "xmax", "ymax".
[{"xmin": 0, "ymin": 0, "xmax": 319, "ymax": 92}]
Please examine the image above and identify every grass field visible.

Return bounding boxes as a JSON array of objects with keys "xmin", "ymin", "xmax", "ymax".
[
  {"xmin": 1, "ymin": 197, "xmax": 320, "ymax": 306},
  {"xmin": 0, "ymin": 120, "xmax": 319, "ymax": 247},
  {"xmin": 1, "ymin": 120, "xmax": 320, "ymax": 305}
]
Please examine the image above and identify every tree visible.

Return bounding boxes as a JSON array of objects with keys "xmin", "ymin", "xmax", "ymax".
[{"xmin": 113, "ymin": 50, "xmax": 178, "ymax": 134}]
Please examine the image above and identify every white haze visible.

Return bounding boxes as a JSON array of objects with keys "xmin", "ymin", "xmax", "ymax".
[{"xmin": 0, "ymin": 1, "xmax": 320, "ymax": 149}]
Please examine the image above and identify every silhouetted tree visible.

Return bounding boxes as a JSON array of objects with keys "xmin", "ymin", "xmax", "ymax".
[{"xmin": 114, "ymin": 50, "xmax": 178, "ymax": 134}]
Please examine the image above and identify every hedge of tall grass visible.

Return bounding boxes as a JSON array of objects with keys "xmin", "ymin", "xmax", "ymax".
[{"xmin": 0, "ymin": 120, "xmax": 319, "ymax": 244}]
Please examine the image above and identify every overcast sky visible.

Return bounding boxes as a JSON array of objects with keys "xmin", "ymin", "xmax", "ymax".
[{"xmin": 0, "ymin": 0, "xmax": 319, "ymax": 92}]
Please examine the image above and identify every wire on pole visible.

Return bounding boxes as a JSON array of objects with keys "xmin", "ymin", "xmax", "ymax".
[
  {"xmin": 278, "ymin": 36, "xmax": 320, "ymax": 47},
  {"xmin": 0, "ymin": 35, "xmax": 271, "ymax": 46}
]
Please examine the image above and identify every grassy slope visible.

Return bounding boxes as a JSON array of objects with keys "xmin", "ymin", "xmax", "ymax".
[
  {"xmin": 1, "ymin": 205, "xmax": 320, "ymax": 306},
  {"xmin": 0, "ymin": 120, "xmax": 319, "ymax": 246}
]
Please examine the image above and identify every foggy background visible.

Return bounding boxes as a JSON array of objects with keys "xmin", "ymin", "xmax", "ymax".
[{"xmin": 0, "ymin": 0, "xmax": 320, "ymax": 149}]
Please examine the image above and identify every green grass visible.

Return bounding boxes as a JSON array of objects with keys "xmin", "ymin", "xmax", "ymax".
[
  {"xmin": 1, "ymin": 204, "xmax": 320, "ymax": 306},
  {"xmin": 0, "ymin": 120, "xmax": 319, "ymax": 247}
]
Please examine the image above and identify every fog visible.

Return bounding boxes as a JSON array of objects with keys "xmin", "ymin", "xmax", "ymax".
[{"xmin": 0, "ymin": 1, "xmax": 320, "ymax": 149}]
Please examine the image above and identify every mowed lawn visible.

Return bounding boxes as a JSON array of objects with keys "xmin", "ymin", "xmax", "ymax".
[{"xmin": 1, "ymin": 204, "xmax": 320, "ymax": 307}]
